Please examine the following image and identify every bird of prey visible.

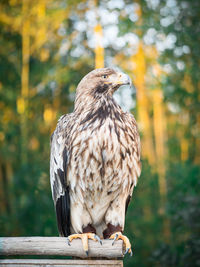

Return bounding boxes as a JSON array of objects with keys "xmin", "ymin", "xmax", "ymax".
[{"xmin": 50, "ymin": 68, "xmax": 141, "ymax": 256}]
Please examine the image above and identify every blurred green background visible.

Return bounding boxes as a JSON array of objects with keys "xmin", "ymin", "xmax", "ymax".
[{"xmin": 0, "ymin": 0, "xmax": 200, "ymax": 266}]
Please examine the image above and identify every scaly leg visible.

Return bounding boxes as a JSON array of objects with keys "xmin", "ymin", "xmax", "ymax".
[
  {"xmin": 109, "ymin": 232, "xmax": 132, "ymax": 256},
  {"xmin": 66, "ymin": 233, "xmax": 102, "ymax": 256}
]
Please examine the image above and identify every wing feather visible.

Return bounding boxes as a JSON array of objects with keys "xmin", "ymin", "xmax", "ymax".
[
  {"xmin": 124, "ymin": 112, "xmax": 141, "ymax": 212},
  {"xmin": 50, "ymin": 115, "xmax": 71, "ymax": 236}
]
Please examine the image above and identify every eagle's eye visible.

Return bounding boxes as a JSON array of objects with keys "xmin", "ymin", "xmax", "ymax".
[{"xmin": 102, "ymin": 75, "xmax": 108, "ymax": 79}]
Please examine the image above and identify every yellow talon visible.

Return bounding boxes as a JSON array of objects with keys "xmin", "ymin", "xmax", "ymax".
[
  {"xmin": 109, "ymin": 232, "xmax": 132, "ymax": 256},
  {"xmin": 66, "ymin": 233, "xmax": 101, "ymax": 256}
]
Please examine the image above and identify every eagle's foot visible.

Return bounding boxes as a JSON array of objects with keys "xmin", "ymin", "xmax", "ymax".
[
  {"xmin": 66, "ymin": 233, "xmax": 102, "ymax": 256},
  {"xmin": 109, "ymin": 232, "xmax": 132, "ymax": 256}
]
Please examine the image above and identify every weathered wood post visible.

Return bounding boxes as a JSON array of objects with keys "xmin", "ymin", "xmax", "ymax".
[{"xmin": 0, "ymin": 237, "xmax": 124, "ymax": 266}]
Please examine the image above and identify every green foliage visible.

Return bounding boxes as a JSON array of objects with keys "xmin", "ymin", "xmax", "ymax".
[{"xmin": 150, "ymin": 163, "xmax": 200, "ymax": 267}]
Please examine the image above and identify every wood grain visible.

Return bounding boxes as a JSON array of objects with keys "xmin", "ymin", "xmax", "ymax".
[
  {"xmin": 0, "ymin": 237, "xmax": 124, "ymax": 259},
  {"xmin": 0, "ymin": 259, "xmax": 123, "ymax": 267}
]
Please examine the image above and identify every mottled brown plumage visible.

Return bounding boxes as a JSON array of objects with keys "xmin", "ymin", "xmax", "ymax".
[{"xmin": 50, "ymin": 68, "xmax": 141, "ymax": 254}]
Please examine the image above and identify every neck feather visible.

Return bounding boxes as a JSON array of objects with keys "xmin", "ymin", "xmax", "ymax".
[{"xmin": 74, "ymin": 92, "xmax": 119, "ymax": 114}]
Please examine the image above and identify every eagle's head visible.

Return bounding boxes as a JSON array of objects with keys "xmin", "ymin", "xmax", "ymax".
[
  {"xmin": 76, "ymin": 68, "xmax": 131, "ymax": 98},
  {"xmin": 74, "ymin": 68, "xmax": 132, "ymax": 111}
]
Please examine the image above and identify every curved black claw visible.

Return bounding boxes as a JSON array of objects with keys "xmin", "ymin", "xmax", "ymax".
[
  {"xmin": 124, "ymin": 248, "xmax": 129, "ymax": 255},
  {"xmin": 112, "ymin": 233, "xmax": 118, "ymax": 246},
  {"xmin": 66, "ymin": 237, "xmax": 71, "ymax": 246},
  {"xmin": 94, "ymin": 234, "xmax": 102, "ymax": 245},
  {"xmin": 124, "ymin": 247, "xmax": 133, "ymax": 257}
]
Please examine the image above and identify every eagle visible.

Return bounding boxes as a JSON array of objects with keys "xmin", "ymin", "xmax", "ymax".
[{"xmin": 50, "ymin": 68, "xmax": 141, "ymax": 256}]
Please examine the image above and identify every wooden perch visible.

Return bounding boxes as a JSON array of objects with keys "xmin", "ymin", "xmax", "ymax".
[
  {"xmin": 0, "ymin": 237, "xmax": 124, "ymax": 259},
  {"xmin": 0, "ymin": 259, "xmax": 123, "ymax": 266}
]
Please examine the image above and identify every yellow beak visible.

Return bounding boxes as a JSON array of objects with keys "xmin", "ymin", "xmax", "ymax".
[{"xmin": 115, "ymin": 72, "xmax": 131, "ymax": 86}]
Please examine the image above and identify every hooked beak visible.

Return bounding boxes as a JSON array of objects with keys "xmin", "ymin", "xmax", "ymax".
[{"xmin": 115, "ymin": 72, "xmax": 132, "ymax": 87}]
